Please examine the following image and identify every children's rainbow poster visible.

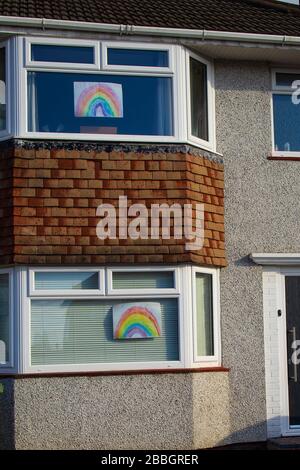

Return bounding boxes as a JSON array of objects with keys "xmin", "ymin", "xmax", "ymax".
[
  {"xmin": 113, "ymin": 302, "xmax": 162, "ymax": 340},
  {"xmin": 74, "ymin": 82, "xmax": 123, "ymax": 118}
]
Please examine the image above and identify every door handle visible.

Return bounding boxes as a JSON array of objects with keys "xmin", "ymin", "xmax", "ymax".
[{"xmin": 288, "ymin": 327, "xmax": 298, "ymax": 383}]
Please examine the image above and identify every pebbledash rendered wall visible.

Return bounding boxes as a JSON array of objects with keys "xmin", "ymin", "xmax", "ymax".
[
  {"xmin": 215, "ymin": 60, "xmax": 300, "ymax": 444},
  {"xmin": 0, "ymin": 142, "xmax": 230, "ymax": 450}
]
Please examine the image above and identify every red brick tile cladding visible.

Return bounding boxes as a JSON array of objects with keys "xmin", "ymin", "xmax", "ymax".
[{"xmin": 0, "ymin": 143, "xmax": 226, "ymax": 267}]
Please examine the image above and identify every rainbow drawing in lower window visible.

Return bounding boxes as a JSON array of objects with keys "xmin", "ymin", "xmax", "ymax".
[{"xmin": 113, "ymin": 302, "xmax": 162, "ymax": 340}]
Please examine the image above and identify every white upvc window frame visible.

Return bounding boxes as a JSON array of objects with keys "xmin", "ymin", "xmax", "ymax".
[
  {"xmin": 107, "ymin": 266, "xmax": 179, "ymax": 295},
  {"xmin": 271, "ymin": 68, "xmax": 300, "ymax": 158},
  {"xmin": 9, "ymin": 265, "xmax": 222, "ymax": 375},
  {"xmin": 101, "ymin": 41, "xmax": 174, "ymax": 74},
  {"xmin": 186, "ymin": 48, "xmax": 216, "ymax": 153},
  {"xmin": 191, "ymin": 266, "xmax": 221, "ymax": 367},
  {"xmin": 24, "ymin": 265, "xmax": 185, "ymax": 374},
  {"xmin": 25, "ymin": 37, "xmax": 100, "ymax": 70},
  {"xmin": 0, "ymin": 268, "xmax": 15, "ymax": 371},
  {"xmin": 0, "ymin": 36, "xmax": 215, "ymax": 150},
  {"xmin": 29, "ymin": 267, "xmax": 105, "ymax": 297}
]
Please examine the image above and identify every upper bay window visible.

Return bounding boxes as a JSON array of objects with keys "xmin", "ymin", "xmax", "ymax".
[
  {"xmin": 0, "ymin": 37, "xmax": 215, "ymax": 150},
  {"xmin": 272, "ymin": 70, "xmax": 300, "ymax": 156}
]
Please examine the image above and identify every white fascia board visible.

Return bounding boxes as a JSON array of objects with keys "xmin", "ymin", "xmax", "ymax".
[
  {"xmin": 0, "ymin": 15, "xmax": 300, "ymax": 47},
  {"xmin": 250, "ymin": 253, "xmax": 300, "ymax": 266}
]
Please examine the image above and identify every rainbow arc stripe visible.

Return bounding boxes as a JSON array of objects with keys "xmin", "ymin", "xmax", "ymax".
[{"xmin": 114, "ymin": 305, "xmax": 161, "ymax": 339}]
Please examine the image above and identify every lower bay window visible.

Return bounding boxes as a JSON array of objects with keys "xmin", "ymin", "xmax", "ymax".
[{"xmin": 0, "ymin": 265, "xmax": 221, "ymax": 374}]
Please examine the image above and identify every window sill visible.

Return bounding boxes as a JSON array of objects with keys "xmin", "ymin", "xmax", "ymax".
[
  {"xmin": 268, "ymin": 152, "xmax": 300, "ymax": 161},
  {"xmin": 0, "ymin": 366, "xmax": 229, "ymax": 379}
]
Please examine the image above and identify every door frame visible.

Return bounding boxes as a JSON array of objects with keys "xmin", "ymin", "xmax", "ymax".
[{"xmin": 279, "ymin": 268, "xmax": 300, "ymax": 436}]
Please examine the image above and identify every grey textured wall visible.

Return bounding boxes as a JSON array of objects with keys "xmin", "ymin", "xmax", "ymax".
[
  {"xmin": 215, "ymin": 60, "xmax": 300, "ymax": 443},
  {"xmin": 12, "ymin": 373, "xmax": 229, "ymax": 450},
  {"xmin": 0, "ymin": 379, "xmax": 15, "ymax": 449}
]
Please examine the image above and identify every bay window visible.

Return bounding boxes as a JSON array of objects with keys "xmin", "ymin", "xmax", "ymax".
[
  {"xmin": 0, "ymin": 37, "xmax": 215, "ymax": 150},
  {"xmin": 0, "ymin": 265, "xmax": 221, "ymax": 374}
]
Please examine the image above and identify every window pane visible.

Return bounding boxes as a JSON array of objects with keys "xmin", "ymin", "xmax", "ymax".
[
  {"xmin": 107, "ymin": 48, "xmax": 169, "ymax": 67},
  {"xmin": 34, "ymin": 271, "xmax": 99, "ymax": 290},
  {"xmin": 27, "ymin": 72, "xmax": 173, "ymax": 136},
  {"xmin": 31, "ymin": 298, "xmax": 179, "ymax": 365},
  {"xmin": 195, "ymin": 273, "xmax": 214, "ymax": 356},
  {"xmin": 276, "ymin": 73, "xmax": 300, "ymax": 88},
  {"xmin": 190, "ymin": 57, "xmax": 208, "ymax": 141},
  {"xmin": 113, "ymin": 271, "xmax": 174, "ymax": 289},
  {"xmin": 0, "ymin": 273, "xmax": 9, "ymax": 364},
  {"xmin": 0, "ymin": 48, "xmax": 6, "ymax": 131},
  {"xmin": 31, "ymin": 44, "xmax": 94, "ymax": 64},
  {"xmin": 273, "ymin": 94, "xmax": 300, "ymax": 151}
]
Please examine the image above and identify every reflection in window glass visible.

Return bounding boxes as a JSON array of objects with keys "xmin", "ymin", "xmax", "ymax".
[
  {"xmin": 107, "ymin": 48, "xmax": 169, "ymax": 67},
  {"xmin": 195, "ymin": 273, "xmax": 214, "ymax": 356},
  {"xmin": 273, "ymin": 94, "xmax": 300, "ymax": 151},
  {"xmin": 0, "ymin": 48, "xmax": 6, "ymax": 131},
  {"xmin": 31, "ymin": 44, "xmax": 94, "ymax": 64},
  {"xmin": 190, "ymin": 57, "xmax": 208, "ymax": 141},
  {"xmin": 27, "ymin": 72, "xmax": 173, "ymax": 136},
  {"xmin": 0, "ymin": 273, "xmax": 9, "ymax": 364}
]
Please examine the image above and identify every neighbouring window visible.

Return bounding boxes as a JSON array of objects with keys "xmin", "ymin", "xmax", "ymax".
[
  {"xmin": 0, "ymin": 272, "xmax": 10, "ymax": 365},
  {"xmin": 0, "ymin": 46, "xmax": 6, "ymax": 132},
  {"xmin": 272, "ymin": 70, "xmax": 300, "ymax": 153},
  {"xmin": 190, "ymin": 56, "xmax": 209, "ymax": 142}
]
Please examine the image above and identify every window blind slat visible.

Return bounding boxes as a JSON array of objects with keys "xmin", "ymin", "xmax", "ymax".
[
  {"xmin": 35, "ymin": 271, "xmax": 99, "ymax": 290},
  {"xmin": 112, "ymin": 271, "xmax": 174, "ymax": 290},
  {"xmin": 31, "ymin": 299, "xmax": 179, "ymax": 365}
]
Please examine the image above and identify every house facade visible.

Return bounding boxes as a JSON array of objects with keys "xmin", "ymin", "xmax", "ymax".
[{"xmin": 1, "ymin": 0, "xmax": 300, "ymax": 449}]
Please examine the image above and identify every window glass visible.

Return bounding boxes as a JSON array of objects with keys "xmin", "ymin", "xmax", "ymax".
[
  {"xmin": 107, "ymin": 48, "xmax": 169, "ymax": 67},
  {"xmin": 190, "ymin": 57, "xmax": 208, "ymax": 141},
  {"xmin": 0, "ymin": 47, "xmax": 6, "ymax": 131},
  {"xmin": 0, "ymin": 273, "xmax": 9, "ymax": 364},
  {"xmin": 31, "ymin": 298, "xmax": 179, "ymax": 365},
  {"xmin": 27, "ymin": 72, "xmax": 173, "ymax": 136},
  {"xmin": 276, "ymin": 73, "xmax": 300, "ymax": 88},
  {"xmin": 31, "ymin": 44, "xmax": 94, "ymax": 64},
  {"xmin": 273, "ymin": 94, "xmax": 300, "ymax": 151},
  {"xmin": 35, "ymin": 271, "xmax": 99, "ymax": 290},
  {"xmin": 195, "ymin": 273, "xmax": 214, "ymax": 356},
  {"xmin": 112, "ymin": 271, "xmax": 174, "ymax": 289}
]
